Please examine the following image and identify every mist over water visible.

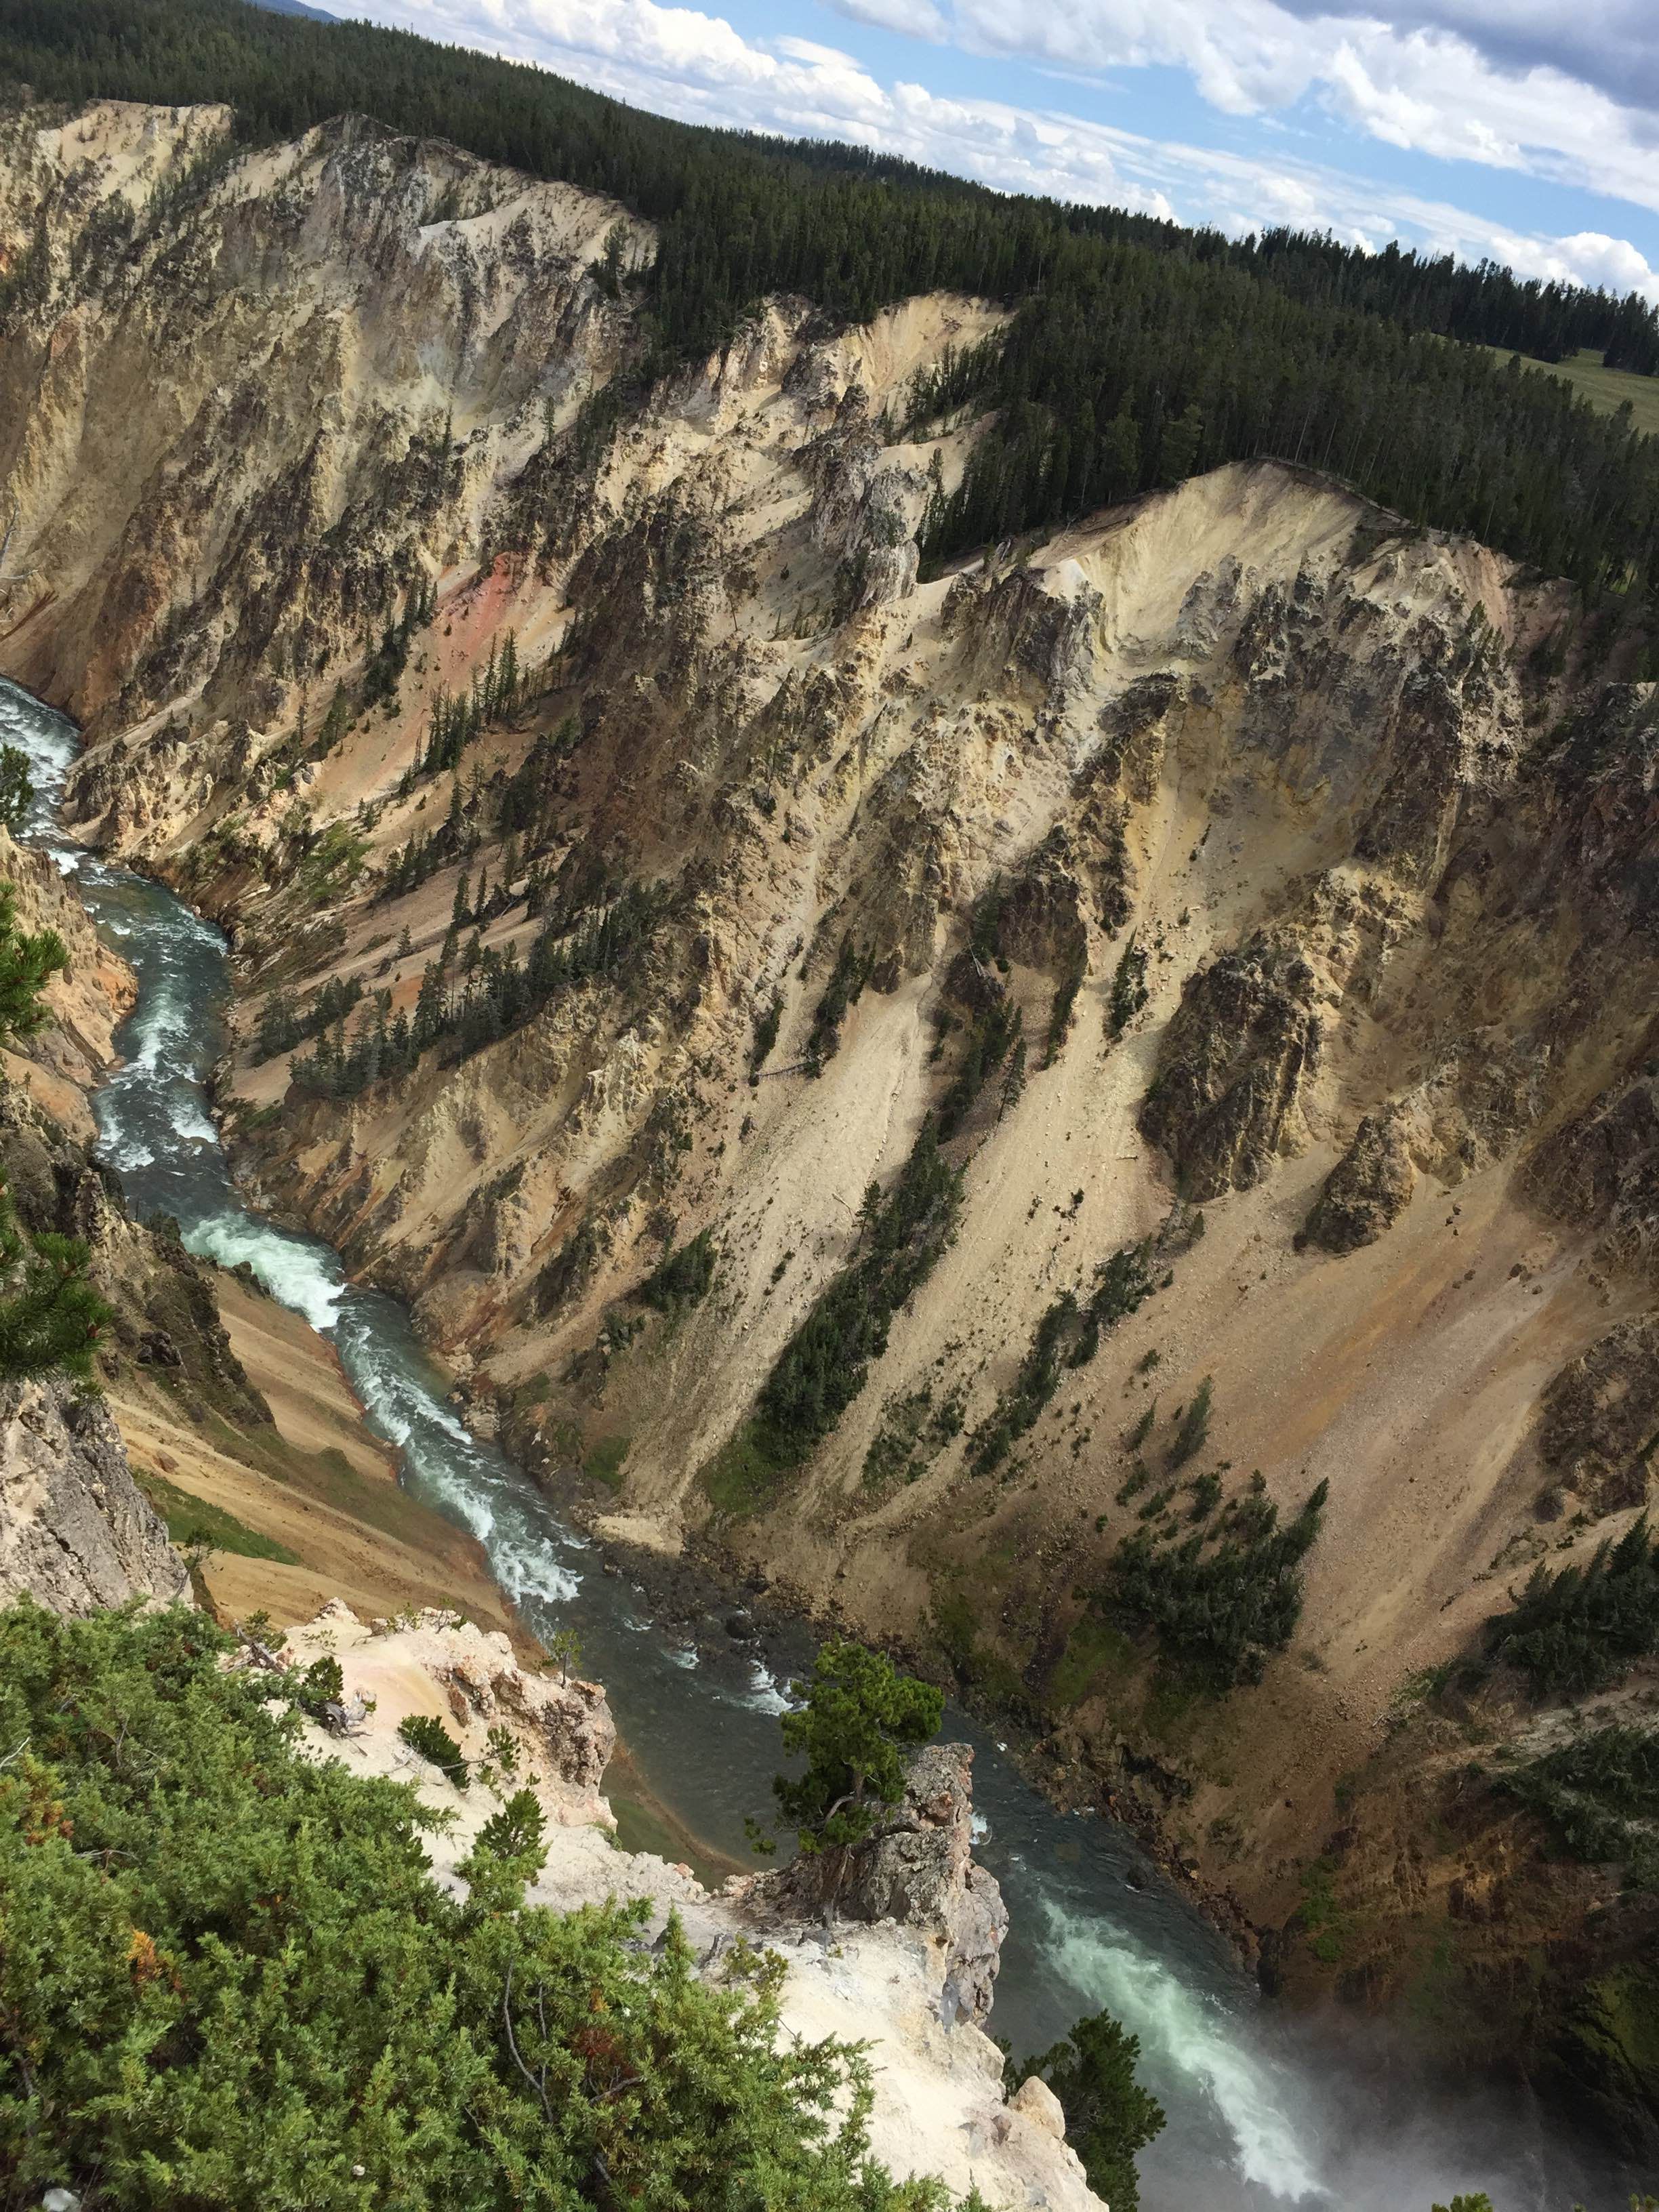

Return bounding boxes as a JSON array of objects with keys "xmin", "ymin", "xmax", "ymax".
[{"xmin": 1, "ymin": 674, "xmax": 1635, "ymax": 2211}]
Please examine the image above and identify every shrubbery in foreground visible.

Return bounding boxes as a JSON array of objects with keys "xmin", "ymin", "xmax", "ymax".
[{"xmin": 0, "ymin": 1601, "xmax": 968, "ymax": 2211}]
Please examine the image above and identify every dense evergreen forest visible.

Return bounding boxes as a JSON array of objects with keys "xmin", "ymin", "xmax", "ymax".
[{"xmin": 3, "ymin": 0, "xmax": 1659, "ymax": 634}]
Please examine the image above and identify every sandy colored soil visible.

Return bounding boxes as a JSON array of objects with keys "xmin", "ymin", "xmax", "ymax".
[{"xmin": 108, "ymin": 1271, "xmax": 523, "ymax": 1641}]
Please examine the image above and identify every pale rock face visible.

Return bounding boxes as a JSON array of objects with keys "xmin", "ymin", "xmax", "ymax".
[
  {"xmin": 766, "ymin": 1741, "xmax": 1010, "ymax": 2028},
  {"xmin": 7, "ymin": 97, "xmax": 1659, "ymax": 1982},
  {"xmin": 0, "ymin": 1376, "xmax": 188, "ymax": 1612},
  {"xmin": 285, "ymin": 1601, "xmax": 615, "ymax": 1827},
  {"xmin": 1010, "ymin": 2072, "xmax": 1068, "ymax": 2139}
]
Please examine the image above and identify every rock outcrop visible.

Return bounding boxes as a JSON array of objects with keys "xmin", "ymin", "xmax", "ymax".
[
  {"xmin": 764, "ymin": 1742, "xmax": 1009, "ymax": 2028},
  {"xmin": 286, "ymin": 1601, "xmax": 616, "ymax": 1826},
  {"xmin": 1538, "ymin": 1317, "xmax": 1659, "ymax": 1514},
  {"xmin": 283, "ymin": 1603, "xmax": 1103, "ymax": 2212},
  {"xmin": 0, "ymin": 1376, "xmax": 188, "ymax": 1611},
  {"xmin": 8, "ymin": 97, "xmax": 1659, "ymax": 2079},
  {"xmin": 1139, "ymin": 934, "xmax": 1321, "ymax": 1201},
  {"xmin": 1302, "ymin": 1101, "xmax": 1416, "ymax": 1253}
]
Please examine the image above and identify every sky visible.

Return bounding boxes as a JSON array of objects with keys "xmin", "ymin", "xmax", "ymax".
[{"xmin": 318, "ymin": 0, "xmax": 1659, "ymax": 304}]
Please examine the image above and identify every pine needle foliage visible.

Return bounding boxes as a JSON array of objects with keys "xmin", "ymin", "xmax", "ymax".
[
  {"xmin": 1484, "ymin": 1519, "xmax": 1659, "ymax": 1698},
  {"xmin": 0, "ymin": 745, "xmax": 33, "ymax": 838},
  {"xmin": 1106, "ymin": 1478, "xmax": 1329, "ymax": 1689},
  {"xmin": 752, "ymin": 1123, "xmax": 961, "ymax": 1465},
  {"xmin": 0, "ymin": 1600, "xmax": 977, "ymax": 2212},
  {"xmin": 1008, "ymin": 2010, "xmax": 1166, "ymax": 2212},
  {"xmin": 11, "ymin": 3, "xmax": 1658, "ymax": 635},
  {"xmin": 0, "ymin": 881, "xmax": 113, "ymax": 1385},
  {"xmin": 638, "ymin": 1227, "xmax": 716, "ymax": 1315},
  {"xmin": 968, "ymin": 1244, "xmax": 1155, "ymax": 1477},
  {"xmin": 1500, "ymin": 1723, "xmax": 1659, "ymax": 1883},
  {"xmin": 750, "ymin": 1640, "xmax": 942, "ymax": 1886},
  {"xmin": 397, "ymin": 1710, "xmax": 470, "ymax": 1788}
]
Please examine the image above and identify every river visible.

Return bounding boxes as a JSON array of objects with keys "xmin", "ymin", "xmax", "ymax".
[{"xmin": 0, "ymin": 674, "xmax": 1631, "ymax": 2210}]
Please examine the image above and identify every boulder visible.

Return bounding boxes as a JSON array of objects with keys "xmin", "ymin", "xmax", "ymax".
[{"xmin": 1303, "ymin": 1101, "xmax": 1416, "ymax": 1253}]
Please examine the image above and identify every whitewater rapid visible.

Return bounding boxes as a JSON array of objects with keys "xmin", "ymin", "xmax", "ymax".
[{"xmin": 0, "ymin": 675, "xmax": 1626, "ymax": 2211}]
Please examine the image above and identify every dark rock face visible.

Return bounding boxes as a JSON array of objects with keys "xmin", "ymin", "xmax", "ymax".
[
  {"xmin": 1303, "ymin": 1103, "xmax": 1416, "ymax": 1253},
  {"xmin": 1139, "ymin": 934, "xmax": 1321, "ymax": 1202},
  {"xmin": 766, "ymin": 1742, "xmax": 1008, "ymax": 2027},
  {"xmin": 994, "ymin": 826, "xmax": 1090, "ymax": 975},
  {"xmin": 1540, "ymin": 1316, "xmax": 1659, "ymax": 1513},
  {"xmin": 1528, "ymin": 1072, "xmax": 1659, "ymax": 1272},
  {"xmin": 0, "ymin": 1378, "xmax": 188, "ymax": 1613}
]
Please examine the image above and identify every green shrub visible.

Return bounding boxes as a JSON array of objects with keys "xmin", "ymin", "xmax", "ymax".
[
  {"xmin": 936, "ymin": 998, "xmax": 1021, "ymax": 1141},
  {"xmin": 969, "ymin": 1245, "xmax": 1153, "ymax": 1477},
  {"xmin": 749, "ymin": 992, "xmax": 783, "ymax": 1080},
  {"xmin": 1007, "ymin": 2009, "xmax": 1165, "ymax": 2212},
  {"xmin": 0, "ymin": 1600, "xmax": 963, "ymax": 2211},
  {"xmin": 1042, "ymin": 949, "xmax": 1086, "ymax": 1067},
  {"xmin": 729, "ymin": 1124, "xmax": 961, "ymax": 1484},
  {"xmin": 584, "ymin": 1433, "xmax": 630, "ymax": 1489},
  {"xmin": 640, "ymin": 1227, "xmax": 716, "ymax": 1314},
  {"xmin": 1105, "ymin": 935, "xmax": 1149, "ymax": 1040},
  {"xmin": 1166, "ymin": 1377, "xmax": 1213, "ymax": 1469},
  {"xmin": 398, "ymin": 1710, "xmax": 470, "ymax": 1788},
  {"xmin": 1500, "ymin": 1723, "xmax": 1659, "ymax": 1881},
  {"xmin": 804, "ymin": 935, "xmax": 875, "ymax": 1075}
]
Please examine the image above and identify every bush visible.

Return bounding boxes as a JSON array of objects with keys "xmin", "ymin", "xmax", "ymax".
[
  {"xmin": 968, "ymin": 1244, "xmax": 1154, "ymax": 1477},
  {"xmin": 1166, "ymin": 1377, "xmax": 1212, "ymax": 1470},
  {"xmin": 1484, "ymin": 1518, "xmax": 1659, "ymax": 1698},
  {"xmin": 750, "ymin": 1641, "xmax": 942, "ymax": 1904},
  {"xmin": 740, "ymin": 1124, "xmax": 961, "ymax": 1475},
  {"xmin": 804, "ymin": 935, "xmax": 875, "ymax": 1075},
  {"xmin": 936, "ymin": 998, "xmax": 1021, "ymax": 1141},
  {"xmin": 0, "ymin": 1600, "xmax": 969, "ymax": 2212},
  {"xmin": 1500, "ymin": 1723, "xmax": 1659, "ymax": 1881},
  {"xmin": 398, "ymin": 1709, "xmax": 470, "ymax": 1788},
  {"xmin": 1105, "ymin": 934, "xmax": 1149, "ymax": 1040},
  {"xmin": 749, "ymin": 992, "xmax": 783, "ymax": 1080}
]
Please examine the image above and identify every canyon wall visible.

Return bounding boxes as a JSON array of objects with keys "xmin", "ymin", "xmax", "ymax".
[{"xmin": 3, "ymin": 98, "xmax": 1658, "ymax": 2109}]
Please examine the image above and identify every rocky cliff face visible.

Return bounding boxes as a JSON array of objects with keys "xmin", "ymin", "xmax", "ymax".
[
  {"xmin": 0, "ymin": 1375, "xmax": 187, "ymax": 1611},
  {"xmin": 762, "ymin": 1740, "xmax": 1009, "ymax": 2028},
  {"xmin": 5, "ymin": 98, "xmax": 1659, "ymax": 2075}
]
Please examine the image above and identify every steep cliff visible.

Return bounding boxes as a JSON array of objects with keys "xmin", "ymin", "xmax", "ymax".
[
  {"xmin": 4, "ymin": 98, "xmax": 1658, "ymax": 2085},
  {"xmin": 282, "ymin": 1601, "xmax": 1102, "ymax": 2212},
  {"xmin": 0, "ymin": 1374, "xmax": 186, "ymax": 1610}
]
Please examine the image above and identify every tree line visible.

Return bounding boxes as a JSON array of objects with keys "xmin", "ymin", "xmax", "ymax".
[{"xmin": 4, "ymin": 0, "xmax": 1658, "ymax": 647}]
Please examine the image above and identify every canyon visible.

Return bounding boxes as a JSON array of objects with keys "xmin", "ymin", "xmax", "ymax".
[{"xmin": 2, "ymin": 92, "xmax": 1657, "ymax": 2169}]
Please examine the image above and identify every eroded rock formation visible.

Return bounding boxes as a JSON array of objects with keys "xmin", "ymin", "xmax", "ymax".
[{"xmin": 0, "ymin": 1376, "xmax": 187, "ymax": 1612}]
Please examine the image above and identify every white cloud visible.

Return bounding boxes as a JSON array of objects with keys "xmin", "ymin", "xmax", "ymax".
[
  {"xmin": 343, "ymin": 0, "xmax": 1659, "ymax": 303},
  {"xmin": 941, "ymin": 0, "xmax": 1659, "ymax": 219},
  {"xmin": 822, "ymin": 0, "xmax": 949, "ymax": 39}
]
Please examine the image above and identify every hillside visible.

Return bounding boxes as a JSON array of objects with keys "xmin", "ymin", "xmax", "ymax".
[
  {"xmin": 1, "ymin": 85, "xmax": 1658, "ymax": 2156},
  {"xmin": 1481, "ymin": 344, "xmax": 1659, "ymax": 436}
]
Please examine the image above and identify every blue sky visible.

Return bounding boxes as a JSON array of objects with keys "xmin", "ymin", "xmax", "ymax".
[{"xmin": 322, "ymin": 0, "xmax": 1659, "ymax": 301}]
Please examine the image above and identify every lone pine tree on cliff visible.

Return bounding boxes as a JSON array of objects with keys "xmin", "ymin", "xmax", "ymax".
[{"xmin": 748, "ymin": 1638, "xmax": 943, "ymax": 1918}]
